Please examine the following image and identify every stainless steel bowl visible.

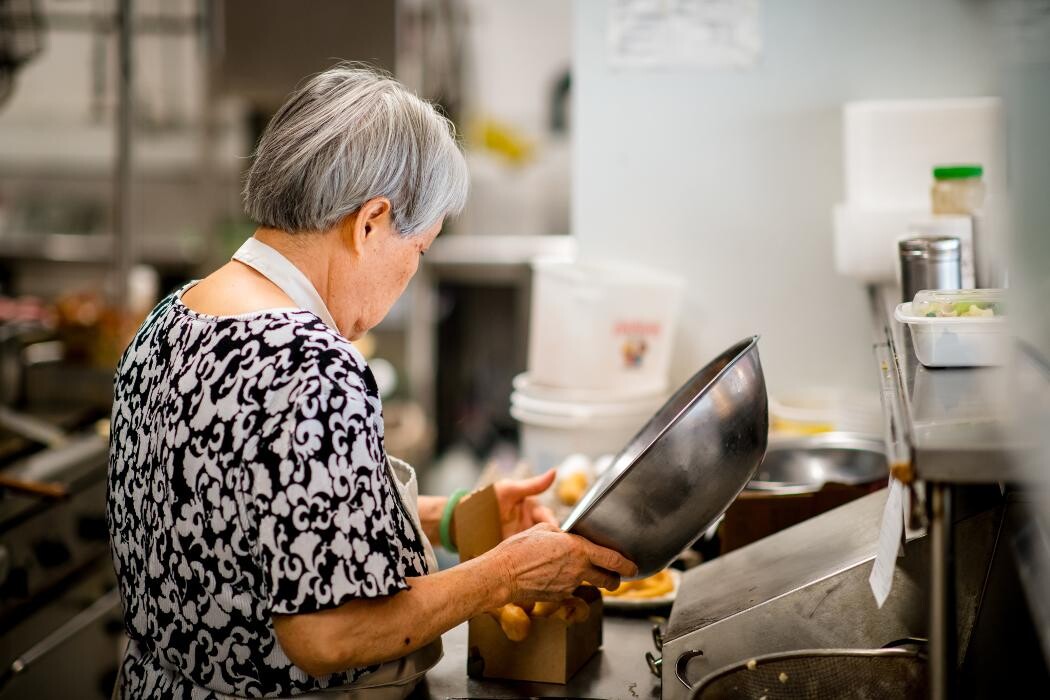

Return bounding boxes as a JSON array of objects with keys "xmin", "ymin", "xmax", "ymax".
[
  {"xmin": 747, "ymin": 432, "xmax": 888, "ymax": 495},
  {"xmin": 563, "ymin": 336, "xmax": 768, "ymax": 577}
]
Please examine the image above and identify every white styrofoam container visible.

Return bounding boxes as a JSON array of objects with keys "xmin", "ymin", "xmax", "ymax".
[
  {"xmin": 527, "ymin": 260, "xmax": 685, "ymax": 394},
  {"xmin": 894, "ymin": 302, "xmax": 1008, "ymax": 367},
  {"xmin": 833, "ymin": 204, "xmax": 924, "ymax": 282},
  {"xmin": 833, "ymin": 97, "xmax": 1005, "ymax": 284},
  {"xmin": 833, "ymin": 209, "xmax": 975, "ymax": 285}
]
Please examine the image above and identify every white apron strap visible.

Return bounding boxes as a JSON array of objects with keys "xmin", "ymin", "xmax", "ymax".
[
  {"xmin": 387, "ymin": 457, "xmax": 440, "ymax": 574},
  {"xmin": 231, "ymin": 237, "xmax": 341, "ymax": 334}
]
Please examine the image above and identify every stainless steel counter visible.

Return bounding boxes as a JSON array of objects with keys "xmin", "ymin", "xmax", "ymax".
[
  {"xmin": 870, "ymin": 285, "xmax": 1047, "ymax": 484},
  {"xmin": 416, "ymin": 613, "xmax": 662, "ymax": 700}
]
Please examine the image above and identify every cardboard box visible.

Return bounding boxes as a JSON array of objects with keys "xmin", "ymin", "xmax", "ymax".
[{"xmin": 453, "ymin": 486, "xmax": 603, "ymax": 684}]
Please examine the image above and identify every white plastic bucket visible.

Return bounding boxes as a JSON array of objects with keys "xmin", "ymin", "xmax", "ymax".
[
  {"xmin": 527, "ymin": 260, "xmax": 685, "ymax": 395},
  {"xmin": 512, "ymin": 372, "xmax": 668, "ymax": 403},
  {"xmin": 511, "ymin": 388, "xmax": 664, "ymax": 473},
  {"xmin": 770, "ymin": 388, "xmax": 883, "ymax": 436}
]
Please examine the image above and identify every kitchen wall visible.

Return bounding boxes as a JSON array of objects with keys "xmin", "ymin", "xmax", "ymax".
[
  {"xmin": 571, "ymin": 0, "xmax": 1000, "ymax": 399},
  {"xmin": 455, "ymin": 0, "xmax": 572, "ymax": 237},
  {"xmin": 462, "ymin": 0, "xmax": 571, "ymax": 138}
]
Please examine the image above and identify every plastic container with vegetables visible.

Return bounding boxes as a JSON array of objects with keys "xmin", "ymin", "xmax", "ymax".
[{"xmin": 895, "ymin": 289, "xmax": 1008, "ymax": 367}]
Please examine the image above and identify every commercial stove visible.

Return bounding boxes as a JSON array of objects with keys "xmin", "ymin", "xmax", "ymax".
[
  {"xmin": 652, "ymin": 488, "xmax": 1007, "ymax": 700},
  {"xmin": 0, "ymin": 431, "xmax": 111, "ymax": 626},
  {"xmin": 0, "ymin": 414, "xmax": 122, "ymax": 699}
]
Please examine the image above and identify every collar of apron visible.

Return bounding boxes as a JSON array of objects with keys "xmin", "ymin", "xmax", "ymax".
[{"xmin": 231, "ymin": 237, "xmax": 341, "ymax": 334}]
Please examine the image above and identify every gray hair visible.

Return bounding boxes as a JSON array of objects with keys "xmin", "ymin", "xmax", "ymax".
[{"xmin": 243, "ymin": 64, "xmax": 469, "ymax": 236}]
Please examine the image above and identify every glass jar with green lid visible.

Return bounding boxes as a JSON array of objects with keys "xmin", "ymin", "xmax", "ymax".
[{"xmin": 931, "ymin": 164, "xmax": 986, "ymax": 215}]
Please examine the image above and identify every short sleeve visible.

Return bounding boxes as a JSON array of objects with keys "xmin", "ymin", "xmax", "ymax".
[{"xmin": 247, "ymin": 372, "xmax": 411, "ymax": 615}]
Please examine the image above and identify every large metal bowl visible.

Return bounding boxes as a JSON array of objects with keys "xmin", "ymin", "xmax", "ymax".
[
  {"xmin": 563, "ymin": 336, "xmax": 768, "ymax": 577},
  {"xmin": 747, "ymin": 432, "xmax": 888, "ymax": 495}
]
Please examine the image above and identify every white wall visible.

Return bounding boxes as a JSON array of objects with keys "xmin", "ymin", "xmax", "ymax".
[
  {"xmin": 572, "ymin": 0, "xmax": 1000, "ymax": 399},
  {"xmin": 1, "ymin": 0, "xmax": 203, "ymax": 127},
  {"xmin": 463, "ymin": 0, "xmax": 571, "ymax": 137},
  {"xmin": 456, "ymin": 0, "xmax": 572, "ymax": 236}
]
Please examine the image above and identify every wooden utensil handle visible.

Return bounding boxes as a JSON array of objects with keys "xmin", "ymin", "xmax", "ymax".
[{"xmin": 0, "ymin": 474, "xmax": 68, "ymax": 499}]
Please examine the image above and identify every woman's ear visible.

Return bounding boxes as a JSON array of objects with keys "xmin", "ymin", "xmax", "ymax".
[
  {"xmin": 344, "ymin": 198, "xmax": 393, "ymax": 257},
  {"xmin": 346, "ymin": 198, "xmax": 392, "ymax": 256}
]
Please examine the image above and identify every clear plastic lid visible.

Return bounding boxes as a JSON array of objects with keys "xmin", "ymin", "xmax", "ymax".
[{"xmin": 912, "ymin": 289, "xmax": 1006, "ymax": 318}]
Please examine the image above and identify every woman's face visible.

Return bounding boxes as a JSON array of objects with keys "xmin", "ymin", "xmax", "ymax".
[{"xmin": 329, "ymin": 205, "xmax": 441, "ymax": 340}]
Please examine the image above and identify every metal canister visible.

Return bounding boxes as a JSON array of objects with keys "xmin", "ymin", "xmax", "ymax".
[{"xmin": 898, "ymin": 236, "xmax": 962, "ymax": 303}]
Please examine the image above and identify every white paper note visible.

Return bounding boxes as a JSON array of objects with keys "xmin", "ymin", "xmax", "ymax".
[
  {"xmin": 608, "ymin": 0, "xmax": 762, "ymax": 69},
  {"xmin": 869, "ymin": 479, "xmax": 906, "ymax": 608}
]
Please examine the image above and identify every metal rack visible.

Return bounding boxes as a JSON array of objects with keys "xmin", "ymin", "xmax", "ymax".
[{"xmin": 1, "ymin": 1, "xmax": 215, "ymax": 297}]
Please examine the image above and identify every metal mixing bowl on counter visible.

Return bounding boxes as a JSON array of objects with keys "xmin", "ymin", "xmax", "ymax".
[
  {"xmin": 563, "ymin": 336, "xmax": 768, "ymax": 578},
  {"xmin": 747, "ymin": 432, "xmax": 888, "ymax": 495},
  {"xmin": 718, "ymin": 432, "xmax": 888, "ymax": 554}
]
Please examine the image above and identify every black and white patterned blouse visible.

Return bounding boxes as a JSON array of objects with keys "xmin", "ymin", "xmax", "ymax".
[{"xmin": 107, "ymin": 288, "xmax": 429, "ymax": 698}]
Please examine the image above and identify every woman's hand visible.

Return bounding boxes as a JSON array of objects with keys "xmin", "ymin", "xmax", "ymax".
[
  {"xmin": 273, "ymin": 521, "xmax": 636, "ymax": 677},
  {"xmin": 491, "ymin": 523, "xmax": 638, "ymax": 603},
  {"xmin": 492, "ymin": 469, "xmax": 560, "ymax": 539}
]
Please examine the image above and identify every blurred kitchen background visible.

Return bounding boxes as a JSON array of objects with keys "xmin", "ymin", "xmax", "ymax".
[{"xmin": 0, "ymin": 0, "xmax": 1047, "ymax": 697}]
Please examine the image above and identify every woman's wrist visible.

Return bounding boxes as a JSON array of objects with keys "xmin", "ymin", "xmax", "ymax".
[
  {"xmin": 439, "ymin": 488, "xmax": 469, "ymax": 552},
  {"xmin": 417, "ymin": 495, "xmax": 447, "ymax": 543},
  {"xmin": 470, "ymin": 548, "xmax": 516, "ymax": 609}
]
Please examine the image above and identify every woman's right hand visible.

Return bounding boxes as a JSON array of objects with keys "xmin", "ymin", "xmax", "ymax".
[{"xmin": 491, "ymin": 523, "xmax": 638, "ymax": 603}]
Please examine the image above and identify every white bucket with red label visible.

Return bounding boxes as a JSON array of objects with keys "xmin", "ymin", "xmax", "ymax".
[
  {"xmin": 510, "ymin": 376, "xmax": 667, "ymax": 472},
  {"xmin": 527, "ymin": 260, "xmax": 685, "ymax": 396}
]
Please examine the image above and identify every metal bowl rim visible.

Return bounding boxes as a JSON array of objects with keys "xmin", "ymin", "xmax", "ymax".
[
  {"xmin": 765, "ymin": 430, "xmax": 886, "ymax": 453},
  {"xmin": 744, "ymin": 481, "xmax": 824, "ymax": 495},
  {"xmin": 563, "ymin": 335, "xmax": 762, "ymax": 533},
  {"xmin": 747, "ymin": 431, "xmax": 888, "ymax": 491}
]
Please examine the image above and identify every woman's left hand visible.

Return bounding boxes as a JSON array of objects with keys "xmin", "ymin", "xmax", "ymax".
[{"xmin": 493, "ymin": 470, "xmax": 559, "ymax": 539}]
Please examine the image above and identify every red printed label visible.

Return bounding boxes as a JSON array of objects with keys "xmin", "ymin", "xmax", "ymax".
[{"xmin": 612, "ymin": 321, "xmax": 662, "ymax": 337}]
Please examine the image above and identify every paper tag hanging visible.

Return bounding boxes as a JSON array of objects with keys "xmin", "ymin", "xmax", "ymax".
[{"xmin": 869, "ymin": 479, "xmax": 906, "ymax": 608}]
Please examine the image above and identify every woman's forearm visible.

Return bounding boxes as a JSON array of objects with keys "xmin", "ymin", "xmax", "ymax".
[
  {"xmin": 417, "ymin": 495, "xmax": 447, "ymax": 544},
  {"xmin": 273, "ymin": 549, "xmax": 509, "ymax": 677}
]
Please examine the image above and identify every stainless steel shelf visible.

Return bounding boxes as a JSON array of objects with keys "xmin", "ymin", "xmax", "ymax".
[
  {"xmin": 0, "ymin": 232, "xmax": 204, "ymax": 267},
  {"xmin": 0, "ymin": 124, "xmax": 244, "ymax": 179},
  {"xmin": 869, "ymin": 285, "xmax": 1047, "ymax": 485}
]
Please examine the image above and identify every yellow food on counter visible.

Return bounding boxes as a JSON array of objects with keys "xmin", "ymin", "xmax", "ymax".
[
  {"xmin": 602, "ymin": 569, "xmax": 675, "ymax": 600},
  {"xmin": 556, "ymin": 471, "xmax": 590, "ymax": 506}
]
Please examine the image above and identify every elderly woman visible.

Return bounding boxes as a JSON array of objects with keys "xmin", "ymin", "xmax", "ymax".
[{"xmin": 106, "ymin": 65, "xmax": 635, "ymax": 699}]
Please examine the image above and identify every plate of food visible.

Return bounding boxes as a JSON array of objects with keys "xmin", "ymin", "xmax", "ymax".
[{"xmin": 600, "ymin": 568, "xmax": 680, "ymax": 609}]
